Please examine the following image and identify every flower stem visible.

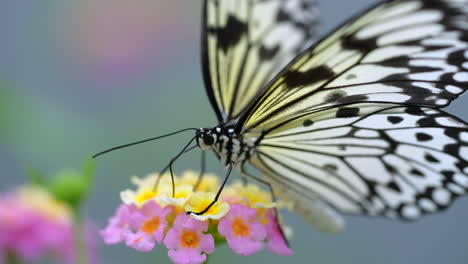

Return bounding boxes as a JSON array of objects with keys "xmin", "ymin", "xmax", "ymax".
[
  {"xmin": 73, "ymin": 209, "xmax": 88, "ymax": 264},
  {"xmin": 6, "ymin": 252, "xmax": 21, "ymax": 264}
]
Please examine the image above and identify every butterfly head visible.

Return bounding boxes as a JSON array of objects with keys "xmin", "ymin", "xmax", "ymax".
[{"xmin": 196, "ymin": 128, "xmax": 219, "ymax": 150}]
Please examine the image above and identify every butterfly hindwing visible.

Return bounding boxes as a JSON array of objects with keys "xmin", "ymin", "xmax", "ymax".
[
  {"xmin": 202, "ymin": 0, "xmax": 320, "ymax": 122},
  {"xmin": 249, "ymin": 103, "xmax": 468, "ymax": 220},
  {"xmin": 239, "ymin": 0, "xmax": 468, "ymax": 131}
]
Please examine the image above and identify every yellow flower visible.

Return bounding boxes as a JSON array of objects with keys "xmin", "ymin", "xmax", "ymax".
[
  {"xmin": 156, "ymin": 184, "xmax": 194, "ymax": 208},
  {"xmin": 18, "ymin": 186, "xmax": 71, "ymax": 224},
  {"xmin": 223, "ymin": 181, "xmax": 280, "ymax": 208},
  {"xmin": 121, "ymin": 171, "xmax": 222, "ymax": 209},
  {"xmin": 185, "ymin": 192, "xmax": 230, "ymax": 221},
  {"xmin": 120, "ymin": 188, "xmax": 157, "ymax": 207},
  {"xmin": 177, "ymin": 171, "xmax": 220, "ymax": 193},
  {"xmin": 120, "ymin": 174, "xmax": 163, "ymax": 207}
]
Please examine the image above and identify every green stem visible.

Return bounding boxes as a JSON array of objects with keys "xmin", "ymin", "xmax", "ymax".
[
  {"xmin": 73, "ymin": 208, "xmax": 88, "ymax": 264},
  {"xmin": 6, "ymin": 252, "xmax": 21, "ymax": 264}
]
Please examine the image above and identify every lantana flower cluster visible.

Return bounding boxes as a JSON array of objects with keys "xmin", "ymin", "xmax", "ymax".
[
  {"xmin": 100, "ymin": 171, "xmax": 292, "ymax": 264},
  {"xmin": 0, "ymin": 185, "xmax": 96, "ymax": 264}
]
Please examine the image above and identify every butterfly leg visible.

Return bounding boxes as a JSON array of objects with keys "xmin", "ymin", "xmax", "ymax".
[
  {"xmin": 187, "ymin": 161, "xmax": 235, "ymax": 215},
  {"xmin": 240, "ymin": 165, "xmax": 290, "ymax": 247},
  {"xmin": 193, "ymin": 151, "xmax": 206, "ymax": 191},
  {"xmin": 152, "ymin": 137, "xmax": 197, "ymax": 196}
]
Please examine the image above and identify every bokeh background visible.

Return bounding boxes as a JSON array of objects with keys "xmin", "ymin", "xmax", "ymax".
[{"xmin": 2, "ymin": 0, "xmax": 468, "ymax": 263}]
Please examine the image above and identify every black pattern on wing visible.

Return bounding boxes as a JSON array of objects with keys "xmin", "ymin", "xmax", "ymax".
[
  {"xmin": 249, "ymin": 103, "xmax": 468, "ymax": 220},
  {"xmin": 202, "ymin": 0, "xmax": 320, "ymax": 122},
  {"xmin": 238, "ymin": 0, "xmax": 468, "ymax": 131}
]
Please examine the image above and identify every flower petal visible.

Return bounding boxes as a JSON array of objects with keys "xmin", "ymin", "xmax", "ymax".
[
  {"xmin": 163, "ymin": 228, "xmax": 180, "ymax": 250},
  {"xmin": 125, "ymin": 231, "xmax": 155, "ymax": 252},
  {"xmin": 168, "ymin": 248, "xmax": 206, "ymax": 264},
  {"xmin": 227, "ymin": 237, "xmax": 263, "ymax": 256}
]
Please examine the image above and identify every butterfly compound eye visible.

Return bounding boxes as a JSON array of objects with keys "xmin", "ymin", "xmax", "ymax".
[{"xmin": 203, "ymin": 134, "xmax": 215, "ymax": 145}]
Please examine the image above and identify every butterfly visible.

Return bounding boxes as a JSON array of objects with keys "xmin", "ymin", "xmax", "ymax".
[{"xmin": 95, "ymin": 0, "xmax": 468, "ymax": 234}]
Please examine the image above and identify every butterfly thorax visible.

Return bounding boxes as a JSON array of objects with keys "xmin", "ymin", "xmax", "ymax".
[{"xmin": 196, "ymin": 126, "xmax": 256, "ymax": 166}]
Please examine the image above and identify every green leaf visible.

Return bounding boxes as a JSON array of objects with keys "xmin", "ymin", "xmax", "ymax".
[{"xmin": 47, "ymin": 159, "xmax": 96, "ymax": 210}]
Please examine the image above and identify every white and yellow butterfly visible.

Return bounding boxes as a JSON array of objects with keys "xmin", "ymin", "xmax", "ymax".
[{"xmin": 95, "ymin": 0, "xmax": 468, "ymax": 234}]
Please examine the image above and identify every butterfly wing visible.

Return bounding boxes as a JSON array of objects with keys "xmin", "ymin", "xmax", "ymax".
[
  {"xmin": 249, "ymin": 103, "xmax": 468, "ymax": 221},
  {"xmin": 237, "ymin": 0, "xmax": 468, "ymax": 131},
  {"xmin": 202, "ymin": 0, "xmax": 320, "ymax": 122}
]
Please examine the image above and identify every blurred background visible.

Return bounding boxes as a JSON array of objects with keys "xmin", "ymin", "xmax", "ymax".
[{"xmin": 2, "ymin": 0, "xmax": 468, "ymax": 263}]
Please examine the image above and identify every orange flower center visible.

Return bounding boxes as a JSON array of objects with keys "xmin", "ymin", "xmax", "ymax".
[
  {"xmin": 180, "ymin": 230, "xmax": 200, "ymax": 248},
  {"xmin": 141, "ymin": 216, "xmax": 160, "ymax": 234},
  {"xmin": 232, "ymin": 217, "xmax": 249, "ymax": 237}
]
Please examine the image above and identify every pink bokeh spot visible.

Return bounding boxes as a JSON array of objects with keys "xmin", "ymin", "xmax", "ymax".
[
  {"xmin": 218, "ymin": 204, "xmax": 266, "ymax": 256},
  {"xmin": 266, "ymin": 209, "xmax": 293, "ymax": 256},
  {"xmin": 164, "ymin": 213, "xmax": 214, "ymax": 264},
  {"xmin": 124, "ymin": 201, "xmax": 172, "ymax": 252}
]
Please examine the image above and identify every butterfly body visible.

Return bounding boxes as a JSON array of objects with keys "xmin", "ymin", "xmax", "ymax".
[{"xmin": 196, "ymin": 126, "xmax": 258, "ymax": 166}]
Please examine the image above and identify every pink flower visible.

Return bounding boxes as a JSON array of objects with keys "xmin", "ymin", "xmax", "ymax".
[
  {"xmin": 0, "ymin": 187, "xmax": 98, "ymax": 264},
  {"xmin": 164, "ymin": 213, "xmax": 214, "ymax": 264},
  {"xmin": 125, "ymin": 201, "xmax": 172, "ymax": 252},
  {"xmin": 218, "ymin": 204, "xmax": 266, "ymax": 256},
  {"xmin": 266, "ymin": 210, "xmax": 293, "ymax": 256},
  {"xmin": 100, "ymin": 204, "xmax": 135, "ymax": 244}
]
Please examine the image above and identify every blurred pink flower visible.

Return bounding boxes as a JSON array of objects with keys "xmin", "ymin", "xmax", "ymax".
[
  {"xmin": 164, "ymin": 213, "xmax": 215, "ymax": 264},
  {"xmin": 266, "ymin": 209, "xmax": 293, "ymax": 256},
  {"xmin": 218, "ymin": 204, "xmax": 266, "ymax": 256},
  {"xmin": 0, "ymin": 186, "xmax": 97, "ymax": 264},
  {"xmin": 100, "ymin": 204, "xmax": 135, "ymax": 244},
  {"xmin": 125, "ymin": 201, "xmax": 172, "ymax": 252}
]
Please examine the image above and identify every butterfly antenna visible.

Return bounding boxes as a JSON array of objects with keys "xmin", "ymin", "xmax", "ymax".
[{"xmin": 92, "ymin": 128, "xmax": 198, "ymax": 159}]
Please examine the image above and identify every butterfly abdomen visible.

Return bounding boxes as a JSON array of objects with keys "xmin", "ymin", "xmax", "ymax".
[{"xmin": 196, "ymin": 126, "xmax": 256, "ymax": 166}]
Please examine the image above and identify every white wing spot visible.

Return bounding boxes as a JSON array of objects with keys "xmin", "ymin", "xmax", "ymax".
[
  {"xmin": 435, "ymin": 117, "xmax": 465, "ymax": 127},
  {"xmin": 433, "ymin": 188, "xmax": 451, "ymax": 205},
  {"xmin": 454, "ymin": 174, "xmax": 468, "ymax": 187},
  {"xmin": 460, "ymin": 146, "xmax": 468, "ymax": 158},
  {"xmin": 460, "ymin": 132, "xmax": 468, "ymax": 141},
  {"xmin": 446, "ymin": 85, "xmax": 463, "ymax": 94},
  {"xmin": 377, "ymin": 24, "xmax": 444, "ymax": 46},
  {"xmin": 447, "ymin": 183, "xmax": 464, "ymax": 195},
  {"xmin": 435, "ymin": 99, "xmax": 449, "ymax": 106},
  {"xmin": 453, "ymin": 72, "xmax": 468, "ymax": 82},
  {"xmin": 355, "ymin": 129, "xmax": 379, "ymax": 138},
  {"xmin": 418, "ymin": 198, "xmax": 437, "ymax": 212},
  {"xmin": 402, "ymin": 205, "xmax": 421, "ymax": 219},
  {"xmin": 462, "ymin": 62, "xmax": 468, "ymax": 70}
]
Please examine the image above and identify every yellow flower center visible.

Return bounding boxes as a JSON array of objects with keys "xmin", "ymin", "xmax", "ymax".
[
  {"xmin": 136, "ymin": 191, "xmax": 156, "ymax": 204},
  {"xmin": 198, "ymin": 200, "xmax": 216, "ymax": 215},
  {"xmin": 232, "ymin": 217, "xmax": 249, "ymax": 237},
  {"xmin": 180, "ymin": 230, "xmax": 200, "ymax": 248},
  {"xmin": 141, "ymin": 216, "xmax": 160, "ymax": 234}
]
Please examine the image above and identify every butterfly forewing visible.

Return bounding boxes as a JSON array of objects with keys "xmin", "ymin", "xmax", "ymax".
[
  {"xmin": 238, "ymin": 0, "xmax": 468, "ymax": 131},
  {"xmin": 202, "ymin": 0, "xmax": 320, "ymax": 122},
  {"xmin": 249, "ymin": 103, "xmax": 468, "ymax": 220}
]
